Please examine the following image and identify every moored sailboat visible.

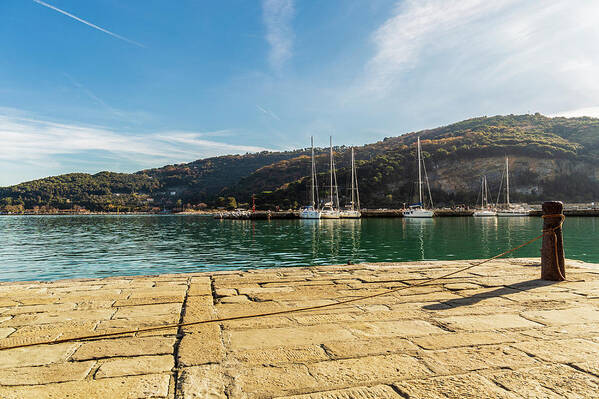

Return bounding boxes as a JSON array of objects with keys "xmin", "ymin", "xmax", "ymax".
[
  {"xmin": 403, "ymin": 137, "xmax": 434, "ymax": 218},
  {"xmin": 321, "ymin": 136, "xmax": 341, "ymax": 219},
  {"xmin": 299, "ymin": 136, "xmax": 321, "ymax": 219},
  {"xmin": 496, "ymin": 156, "xmax": 531, "ymax": 217},
  {"xmin": 340, "ymin": 147, "xmax": 361, "ymax": 218},
  {"xmin": 473, "ymin": 175, "xmax": 497, "ymax": 217}
]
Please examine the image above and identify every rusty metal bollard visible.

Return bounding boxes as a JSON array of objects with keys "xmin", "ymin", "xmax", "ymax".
[{"xmin": 541, "ymin": 201, "xmax": 566, "ymax": 281}]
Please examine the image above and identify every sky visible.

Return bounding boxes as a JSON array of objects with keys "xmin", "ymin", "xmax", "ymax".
[{"xmin": 1, "ymin": 0, "xmax": 599, "ymax": 186}]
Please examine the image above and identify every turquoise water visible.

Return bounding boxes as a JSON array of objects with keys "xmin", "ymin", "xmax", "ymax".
[{"xmin": 0, "ymin": 215, "xmax": 597, "ymax": 282}]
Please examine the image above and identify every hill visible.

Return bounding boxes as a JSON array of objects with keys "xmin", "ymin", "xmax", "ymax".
[
  {"xmin": 228, "ymin": 113, "xmax": 598, "ymax": 209},
  {"xmin": 2, "ymin": 113, "xmax": 599, "ymax": 212}
]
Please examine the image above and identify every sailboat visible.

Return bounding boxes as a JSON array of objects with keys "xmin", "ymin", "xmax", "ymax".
[
  {"xmin": 403, "ymin": 137, "xmax": 434, "ymax": 218},
  {"xmin": 320, "ymin": 136, "xmax": 341, "ymax": 219},
  {"xmin": 299, "ymin": 136, "xmax": 321, "ymax": 219},
  {"xmin": 473, "ymin": 175, "xmax": 497, "ymax": 217},
  {"xmin": 497, "ymin": 156, "xmax": 531, "ymax": 217},
  {"xmin": 340, "ymin": 147, "xmax": 361, "ymax": 218}
]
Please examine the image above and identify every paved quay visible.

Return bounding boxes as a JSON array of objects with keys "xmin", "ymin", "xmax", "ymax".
[{"xmin": 1, "ymin": 258, "xmax": 599, "ymax": 398}]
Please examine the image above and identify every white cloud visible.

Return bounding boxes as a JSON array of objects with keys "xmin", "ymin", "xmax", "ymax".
[
  {"xmin": 262, "ymin": 0, "xmax": 294, "ymax": 71},
  {"xmin": 364, "ymin": 0, "xmax": 518, "ymax": 94},
  {"xmin": 330, "ymin": 0, "xmax": 599, "ymax": 134},
  {"xmin": 551, "ymin": 107, "xmax": 599, "ymax": 119},
  {"xmin": 0, "ymin": 110, "xmax": 272, "ymax": 185}
]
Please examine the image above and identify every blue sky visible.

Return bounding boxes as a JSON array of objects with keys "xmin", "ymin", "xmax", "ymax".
[{"xmin": 1, "ymin": 0, "xmax": 599, "ymax": 186}]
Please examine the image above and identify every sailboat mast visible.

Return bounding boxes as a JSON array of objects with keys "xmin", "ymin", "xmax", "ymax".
[
  {"xmin": 486, "ymin": 176, "xmax": 490, "ymax": 207},
  {"xmin": 329, "ymin": 136, "xmax": 334, "ymax": 206},
  {"xmin": 354, "ymin": 149, "xmax": 360, "ymax": 211},
  {"xmin": 333, "ymin": 141, "xmax": 340, "ymax": 210},
  {"xmin": 506, "ymin": 157, "xmax": 510, "ymax": 206},
  {"xmin": 481, "ymin": 176, "xmax": 484, "ymax": 208},
  {"xmin": 350, "ymin": 148, "xmax": 355, "ymax": 211},
  {"xmin": 310, "ymin": 136, "xmax": 315, "ymax": 208},
  {"xmin": 417, "ymin": 137, "xmax": 423, "ymax": 205}
]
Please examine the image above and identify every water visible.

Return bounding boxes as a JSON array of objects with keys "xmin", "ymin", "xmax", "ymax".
[{"xmin": 0, "ymin": 215, "xmax": 597, "ymax": 282}]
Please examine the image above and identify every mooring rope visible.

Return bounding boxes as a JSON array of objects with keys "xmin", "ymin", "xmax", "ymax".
[{"xmin": 0, "ymin": 217, "xmax": 565, "ymax": 351}]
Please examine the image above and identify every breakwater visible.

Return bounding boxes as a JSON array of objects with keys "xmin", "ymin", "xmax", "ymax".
[
  {"xmin": 214, "ymin": 209, "xmax": 478, "ymax": 219},
  {"xmin": 529, "ymin": 209, "xmax": 599, "ymax": 217},
  {"xmin": 214, "ymin": 210, "xmax": 297, "ymax": 219},
  {"xmin": 215, "ymin": 208, "xmax": 599, "ymax": 219}
]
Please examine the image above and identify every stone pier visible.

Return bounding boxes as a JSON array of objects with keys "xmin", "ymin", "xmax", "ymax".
[{"xmin": 1, "ymin": 258, "xmax": 599, "ymax": 398}]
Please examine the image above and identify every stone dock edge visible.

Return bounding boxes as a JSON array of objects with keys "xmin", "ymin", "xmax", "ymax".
[{"xmin": 1, "ymin": 257, "xmax": 599, "ymax": 398}]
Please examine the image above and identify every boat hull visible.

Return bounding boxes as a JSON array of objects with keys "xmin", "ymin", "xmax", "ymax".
[
  {"xmin": 403, "ymin": 210, "xmax": 434, "ymax": 218},
  {"xmin": 320, "ymin": 210, "xmax": 341, "ymax": 219},
  {"xmin": 473, "ymin": 210, "xmax": 497, "ymax": 217},
  {"xmin": 299, "ymin": 210, "xmax": 321, "ymax": 219},
  {"xmin": 340, "ymin": 210, "xmax": 361, "ymax": 219},
  {"xmin": 497, "ymin": 210, "xmax": 530, "ymax": 217}
]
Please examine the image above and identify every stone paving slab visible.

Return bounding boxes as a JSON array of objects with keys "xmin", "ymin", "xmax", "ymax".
[{"xmin": 1, "ymin": 258, "xmax": 599, "ymax": 398}]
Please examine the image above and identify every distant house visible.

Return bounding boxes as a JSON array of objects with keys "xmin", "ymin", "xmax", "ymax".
[{"xmin": 170, "ymin": 191, "xmax": 176, "ymax": 196}]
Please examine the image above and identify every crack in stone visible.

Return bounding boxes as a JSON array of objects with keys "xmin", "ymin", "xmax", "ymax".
[
  {"xmin": 389, "ymin": 383, "xmax": 411, "ymax": 398},
  {"xmin": 427, "ymin": 319, "xmax": 455, "ymax": 333},
  {"xmin": 215, "ymin": 303, "xmax": 236, "ymax": 397},
  {"xmin": 210, "ymin": 277, "xmax": 218, "ymax": 306},
  {"xmin": 208, "ymin": 276, "xmax": 235, "ymax": 398},
  {"xmin": 517, "ymin": 312, "xmax": 548, "ymax": 327},
  {"xmin": 566, "ymin": 362, "xmax": 599, "ymax": 378},
  {"xmin": 244, "ymin": 295, "xmax": 268, "ymax": 303},
  {"xmin": 411, "ymin": 352, "xmax": 440, "ymax": 377},
  {"xmin": 488, "ymin": 377, "xmax": 516, "ymax": 395},
  {"xmin": 537, "ymin": 378, "xmax": 572, "ymax": 398},
  {"xmin": 89, "ymin": 360, "xmax": 102, "ymax": 380},
  {"xmin": 68, "ymin": 352, "xmax": 175, "ymax": 362},
  {"xmin": 219, "ymin": 325, "xmax": 235, "ymax": 399},
  {"xmin": 116, "ymin": 301, "xmax": 182, "ymax": 307},
  {"xmin": 319, "ymin": 343, "xmax": 335, "ymax": 360},
  {"xmin": 507, "ymin": 344, "xmax": 543, "ymax": 362},
  {"xmin": 172, "ymin": 277, "xmax": 191, "ymax": 399}
]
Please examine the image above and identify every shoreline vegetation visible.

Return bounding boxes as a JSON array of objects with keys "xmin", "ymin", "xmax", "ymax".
[{"xmin": 2, "ymin": 205, "xmax": 599, "ymax": 217}]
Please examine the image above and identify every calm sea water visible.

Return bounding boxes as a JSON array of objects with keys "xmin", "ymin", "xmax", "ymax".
[{"xmin": 0, "ymin": 215, "xmax": 597, "ymax": 282}]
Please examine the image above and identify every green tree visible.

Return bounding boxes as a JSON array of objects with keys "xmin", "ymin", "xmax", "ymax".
[{"xmin": 226, "ymin": 197, "xmax": 237, "ymax": 209}]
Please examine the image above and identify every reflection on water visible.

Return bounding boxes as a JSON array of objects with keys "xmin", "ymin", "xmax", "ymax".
[
  {"xmin": 402, "ymin": 218, "xmax": 436, "ymax": 261},
  {"xmin": 476, "ymin": 217, "xmax": 498, "ymax": 258},
  {"xmin": 302, "ymin": 219, "xmax": 362, "ymax": 262},
  {"xmin": 0, "ymin": 215, "xmax": 597, "ymax": 281}
]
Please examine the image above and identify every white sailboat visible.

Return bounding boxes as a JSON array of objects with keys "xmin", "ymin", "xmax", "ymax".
[
  {"xmin": 473, "ymin": 175, "xmax": 497, "ymax": 217},
  {"xmin": 497, "ymin": 157, "xmax": 531, "ymax": 217},
  {"xmin": 321, "ymin": 136, "xmax": 341, "ymax": 219},
  {"xmin": 299, "ymin": 136, "xmax": 321, "ymax": 219},
  {"xmin": 403, "ymin": 137, "xmax": 434, "ymax": 218},
  {"xmin": 340, "ymin": 147, "xmax": 361, "ymax": 218}
]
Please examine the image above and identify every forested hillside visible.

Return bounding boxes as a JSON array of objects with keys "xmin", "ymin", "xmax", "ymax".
[
  {"xmin": 2, "ymin": 114, "xmax": 599, "ymax": 212},
  {"xmin": 227, "ymin": 113, "xmax": 598, "ymax": 209}
]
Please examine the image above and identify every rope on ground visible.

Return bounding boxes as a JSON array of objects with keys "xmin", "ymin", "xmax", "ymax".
[{"xmin": 0, "ymin": 220, "xmax": 565, "ymax": 351}]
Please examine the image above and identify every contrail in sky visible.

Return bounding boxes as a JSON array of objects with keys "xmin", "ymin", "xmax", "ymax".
[
  {"xmin": 256, "ymin": 104, "xmax": 281, "ymax": 121},
  {"xmin": 33, "ymin": 0, "xmax": 145, "ymax": 48}
]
